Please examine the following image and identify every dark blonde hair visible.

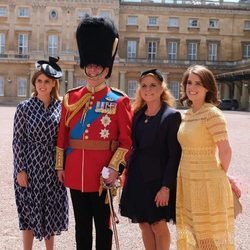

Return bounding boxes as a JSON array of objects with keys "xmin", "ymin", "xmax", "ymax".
[
  {"xmin": 179, "ymin": 65, "xmax": 220, "ymax": 107},
  {"xmin": 133, "ymin": 71, "xmax": 175, "ymax": 113},
  {"xmin": 31, "ymin": 71, "xmax": 61, "ymax": 100}
]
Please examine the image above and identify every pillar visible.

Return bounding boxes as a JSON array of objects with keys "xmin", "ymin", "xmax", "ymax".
[
  {"xmin": 119, "ymin": 71, "xmax": 126, "ymax": 92},
  {"xmin": 240, "ymin": 82, "xmax": 249, "ymax": 110},
  {"xmin": 222, "ymin": 83, "xmax": 230, "ymax": 99},
  {"xmin": 67, "ymin": 69, "xmax": 74, "ymax": 90}
]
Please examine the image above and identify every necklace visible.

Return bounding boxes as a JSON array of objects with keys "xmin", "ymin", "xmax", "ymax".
[
  {"xmin": 144, "ymin": 115, "xmax": 151, "ymax": 123},
  {"xmin": 144, "ymin": 105, "xmax": 161, "ymax": 123}
]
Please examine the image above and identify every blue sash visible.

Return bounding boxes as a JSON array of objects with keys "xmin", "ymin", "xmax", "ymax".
[{"xmin": 66, "ymin": 91, "xmax": 120, "ymax": 155}]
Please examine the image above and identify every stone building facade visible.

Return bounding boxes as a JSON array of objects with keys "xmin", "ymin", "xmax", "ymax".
[{"xmin": 0, "ymin": 0, "xmax": 249, "ymax": 110}]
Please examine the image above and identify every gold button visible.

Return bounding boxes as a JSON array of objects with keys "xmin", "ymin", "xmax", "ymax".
[
  {"xmin": 90, "ymin": 101, "xmax": 93, "ymax": 105},
  {"xmin": 87, "ymin": 124, "xmax": 90, "ymax": 127},
  {"xmin": 85, "ymin": 129, "xmax": 89, "ymax": 133},
  {"xmin": 91, "ymin": 96, "xmax": 95, "ymax": 100},
  {"xmin": 89, "ymin": 107, "xmax": 92, "ymax": 110},
  {"xmin": 85, "ymin": 135, "xmax": 89, "ymax": 139}
]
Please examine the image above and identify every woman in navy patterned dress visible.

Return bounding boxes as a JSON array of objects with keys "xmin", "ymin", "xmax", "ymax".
[{"xmin": 12, "ymin": 57, "xmax": 68, "ymax": 250}]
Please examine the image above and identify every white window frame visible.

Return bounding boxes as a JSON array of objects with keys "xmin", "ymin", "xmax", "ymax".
[
  {"xmin": 208, "ymin": 43, "xmax": 218, "ymax": 61},
  {"xmin": 78, "ymin": 10, "xmax": 87, "ymax": 20},
  {"xmin": 18, "ymin": 34, "xmax": 28, "ymax": 55},
  {"xmin": 169, "ymin": 81, "xmax": 179, "ymax": 99},
  {"xmin": 209, "ymin": 19, "xmax": 219, "ymax": 28},
  {"xmin": 188, "ymin": 18, "xmax": 198, "ymax": 28},
  {"xmin": 127, "ymin": 16, "xmax": 138, "ymax": 25},
  {"xmin": 0, "ymin": 33, "xmax": 5, "ymax": 54},
  {"xmin": 243, "ymin": 43, "xmax": 250, "ymax": 58},
  {"xmin": 244, "ymin": 21, "xmax": 250, "ymax": 30},
  {"xmin": 168, "ymin": 41, "xmax": 177, "ymax": 62},
  {"xmin": 48, "ymin": 35, "xmax": 58, "ymax": 57},
  {"xmin": 100, "ymin": 11, "xmax": 111, "ymax": 18},
  {"xmin": 76, "ymin": 78, "xmax": 87, "ymax": 87},
  {"xmin": 168, "ymin": 17, "xmax": 179, "ymax": 27},
  {"xmin": 0, "ymin": 7, "xmax": 7, "ymax": 16},
  {"xmin": 127, "ymin": 40, "xmax": 137, "ymax": 59},
  {"xmin": 127, "ymin": 80, "xmax": 138, "ymax": 99},
  {"xmin": 17, "ymin": 77, "xmax": 27, "ymax": 97},
  {"xmin": 148, "ymin": 17, "xmax": 158, "ymax": 26},
  {"xmin": 187, "ymin": 42, "xmax": 198, "ymax": 61},
  {"xmin": 0, "ymin": 76, "xmax": 4, "ymax": 96},
  {"xmin": 148, "ymin": 41, "xmax": 157, "ymax": 62},
  {"xmin": 18, "ymin": 7, "xmax": 29, "ymax": 17}
]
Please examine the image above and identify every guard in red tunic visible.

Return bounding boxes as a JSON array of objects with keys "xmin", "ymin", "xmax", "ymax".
[{"xmin": 55, "ymin": 15, "xmax": 132, "ymax": 250}]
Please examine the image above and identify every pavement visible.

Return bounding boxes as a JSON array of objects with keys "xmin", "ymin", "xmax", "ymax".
[{"xmin": 0, "ymin": 106, "xmax": 249, "ymax": 250}]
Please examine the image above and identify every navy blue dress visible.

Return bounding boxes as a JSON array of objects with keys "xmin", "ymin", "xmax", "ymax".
[
  {"xmin": 12, "ymin": 97, "xmax": 68, "ymax": 240},
  {"xmin": 120, "ymin": 103, "xmax": 181, "ymax": 224}
]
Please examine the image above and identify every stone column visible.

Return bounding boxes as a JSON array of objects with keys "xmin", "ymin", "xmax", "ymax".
[
  {"xmin": 67, "ymin": 69, "xmax": 74, "ymax": 90},
  {"xmin": 29, "ymin": 69, "xmax": 35, "ymax": 95},
  {"xmin": 240, "ymin": 82, "xmax": 249, "ymax": 110},
  {"xmin": 233, "ymin": 82, "xmax": 240, "ymax": 100},
  {"xmin": 162, "ymin": 72, "xmax": 169, "ymax": 83},
  {"xmin": 222, "ymin": 83, "xmax": 230, "ymax": 99},
  {"xmin": 119, "ymin": 71, "xmax": 126, "ymax": 92}
]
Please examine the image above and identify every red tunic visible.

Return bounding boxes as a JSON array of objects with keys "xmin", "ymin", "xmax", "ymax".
[{"xmin": 56, "ymin": 85, "xmax": 132, "ymax": 192}]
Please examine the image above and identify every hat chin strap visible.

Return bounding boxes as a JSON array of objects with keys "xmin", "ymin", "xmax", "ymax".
[{"xmin": 84, "ymin": 67, "xmax": 107, "ymax": 81}]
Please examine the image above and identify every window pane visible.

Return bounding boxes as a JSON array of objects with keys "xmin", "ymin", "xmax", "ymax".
[
  {"xmin": 18, "ymin": 7, "xmax": 29, "ymax": 17},
  {"xmin": 48, "ymin": 35, "xmax": 58, "ymax": 57},
  {"xmin": 127, "ymin": 16, "xmax": 137, "ymax": 25},
  {"xmin": 100, "ymin": 11, "xmax": 111, "ymax": 18},
  {"xmin": 188, "ymin": 19, "xmax": 198, "ymax": 27},
  {"xmin": 168, "ymin": 17, "xmax": 178, "ymax": 27},
  {"xmin": 148, "ymin": 17, "xmax": 158, "ymax": 26},
  {"xmin": 17, "ymin": 77, "xmax": 27, "ymax": 97},
  {"xmin": 169, "ymin": 81, "xmax": 179, "ymax": 99},
  {"xmin": 209, "ymin": 19, "xmax": 219, "ymax": 28},
  {"xmin": 128, "ymin": 80, "xmax": 137, "ymax": 99},
  {"xmin": 0, "ymin": 33, "xmax": 5, "ymax": 54},
  {"xmin": 243, "ymin": 44, "xmax": 250, "ymax": 58},
  {"xmin": 168, "ymin": 42, "xmax": 177, "ymax": 62},
  {"xmin": 127, "ymin": 40, "xmax": 136, "ymax": 59},
  {"xmin": 208, "ymin": 43, "xmax": 218, "ymax": 61},
  {"xmin": 244, "ymin": 21, "xmax": 250, "ymax": 30},
  {"xmin": 18, "ymin": 34, "xmax": 28, "ymax": 55},
  {"xmin": 148, "ymin": 41, "xmax": 157, "ymax": 61},
  {"xmin": 0, "ymin": 76, "xmax": 4, "ymax": 96},
  {"xmin": 76, "ymin": 78, "xmax": 87, "ymax": 87},
  {"xmin": 188, "ymin": 42, "xmax": 197, "ymax": 60},
  {"xmin": 0, "ymin": 7, "xmax": 7, "ymax": 16}
]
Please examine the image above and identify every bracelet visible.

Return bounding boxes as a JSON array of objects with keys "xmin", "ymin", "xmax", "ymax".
[{"xmin": 161, "ymin": 186, "xmax": 170, "ymax": 191}]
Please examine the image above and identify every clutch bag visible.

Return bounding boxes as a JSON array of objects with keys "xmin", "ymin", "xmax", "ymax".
[{"xmin": 233, "ymin": 190, "xmax": 242, "ymax": 218}]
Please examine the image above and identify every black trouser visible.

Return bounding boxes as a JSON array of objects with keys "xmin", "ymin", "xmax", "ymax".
[{"xmin": 70, "ymin": 189, "xmax": 112, "ymax": 250}]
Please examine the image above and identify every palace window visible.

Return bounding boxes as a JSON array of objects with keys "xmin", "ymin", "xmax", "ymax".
[
  {"xmin": 127, "ymin": 40, "xmax": 137, "ymax": 59},
  {"xmin": 48, "ymin": 35, "xmax": 58, "ymax": 57},
  {"xmin": 17, "ymin": 77, "xmax": 27, "ymax": 97}
]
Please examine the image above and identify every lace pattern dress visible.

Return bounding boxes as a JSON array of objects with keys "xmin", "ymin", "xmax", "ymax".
[
  {"xmin": 13, "ymin": 97, "xmax": 68, "ymax": 240},
  {"xmin": 176, "ymin": 103, "xmax": 234, "ymax": 250}
]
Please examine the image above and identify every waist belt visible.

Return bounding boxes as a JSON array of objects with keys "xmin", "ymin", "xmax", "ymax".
[{"xmin": 69, "ymin": 139, "xmax": 119, "ymax": 152}]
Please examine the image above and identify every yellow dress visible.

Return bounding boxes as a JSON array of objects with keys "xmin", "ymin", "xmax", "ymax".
[{"xmin": 176, "ymin": 103, "xmax": 235, "ymax": 250}]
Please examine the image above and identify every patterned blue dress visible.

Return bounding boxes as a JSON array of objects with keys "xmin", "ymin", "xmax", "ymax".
[{"xmin": 12, "ymin": 96, "xmax": 68, "ymax": 240}]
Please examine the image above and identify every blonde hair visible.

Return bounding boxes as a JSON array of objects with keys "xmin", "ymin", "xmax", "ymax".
[
  {"xmin": 133, "ymin": 73, "xmax": 175, "ymax": 113},
  {"xmin": 31, "ymin": 71, "xmax": 61, "ymax": 100}
]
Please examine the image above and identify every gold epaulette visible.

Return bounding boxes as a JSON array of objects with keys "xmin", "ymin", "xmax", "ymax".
[
  {"xmin": 109, "ymin": 147, "xmax": 128, "ymax": 171},
  {"xmin": 55, "ymin": 147, "xmax": 64, "ymax": 170},
  {"xmin": 111, "ymin": 87, "xmax": 128, "ymax": 97},
  {"xmin": 63, "ymin": 91, "xmax": 91, "ymax": 126}
]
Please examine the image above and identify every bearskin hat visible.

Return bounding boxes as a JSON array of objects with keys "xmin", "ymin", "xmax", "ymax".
[{"xmin": 76, "ymin": 14, "xmax": 119, "ymax": 79}]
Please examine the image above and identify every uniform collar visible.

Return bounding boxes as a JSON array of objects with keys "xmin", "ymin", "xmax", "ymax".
[{"xmin": 86, "ymin": 81, "xmax": 106, "ymax": 93}]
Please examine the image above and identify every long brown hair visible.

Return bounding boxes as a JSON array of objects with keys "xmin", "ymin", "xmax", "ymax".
[
  {"xmin": 133, "ymin": 72, "xmax": 175, "ymax": 113},
  {"xmin": 31, "ymin": 71, "xmax": 61, "ymax": 100},
  {"xmin": 179, "ymin": 65, "xmax": 220, "ymax": 107}
]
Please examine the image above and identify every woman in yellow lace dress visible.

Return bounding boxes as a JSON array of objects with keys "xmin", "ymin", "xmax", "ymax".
[{"xmin": 176, "ymin": 65, "xmax": 235, "ymax": 249}]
